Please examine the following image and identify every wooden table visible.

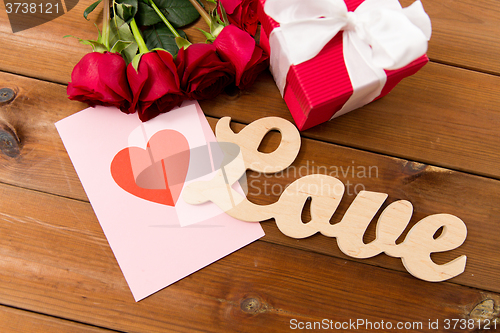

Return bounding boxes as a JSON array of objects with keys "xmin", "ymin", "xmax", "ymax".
[{"xmin": 1, "ymin": 0, "xmax": 499, "ymax": 332}]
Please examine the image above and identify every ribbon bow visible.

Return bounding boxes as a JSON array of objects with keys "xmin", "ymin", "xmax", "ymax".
[{"xmin": 265, "ymin": 0, "xmax": 432, "ymax": 117}]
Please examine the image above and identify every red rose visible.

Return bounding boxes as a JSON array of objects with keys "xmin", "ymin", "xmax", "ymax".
[
  {"xmin": 67, "ymin": 52, "xmax": 132, "ymax": 113},
  {"xmin": 213, "ymin": 24, "xmax": 269, "ymax": 90},
  {"xmin": 175, "ymin": 43, "xmax": 234, "ymax": 100},
  {"xmin": 127, "ymin": 50, "xmax": 184, "ymax": 122},
  {"xmin": 220, "ymin": 0, "xmax": 258, "ymax": 36}
]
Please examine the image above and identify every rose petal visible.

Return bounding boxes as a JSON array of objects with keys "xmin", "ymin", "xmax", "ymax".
[
  {"xmin": 126, "ymin": 58, "xmax": 149, "ymax": 114},
  {"xmin": 67, "ymin": 52, "xmax": 134, "ymax": 113},
  {"xmin": 98, "ymin": 52, "xmax": 132, "ymax": 104},
  {"xmin": 220, "ymin": 0, "xmax": 241, "ymax": 14},
  {"xmin": 69, "ymin": 52, "xmax": 102, "ymax": 92},
  {"xmin": 140, "ymin": 53, "xmax": 179, "ymax": 101},
  {"xmin": 238, "ymin": 46, "xmax": 269, "ymax": 89},
  {"xmin": 219, "ymin": 0, "xmax": 258, "ymax": 36},
  {"xmin": 179, "ymin": 44, "xmax": 217, "ymax": 87},
  {"xmin": 127, "ymin": 50, "xmax": 183, "ymax": 121},
  {"xmin": 214, "ymin": 25, "xmax": 256, "ymax": 86},
  {"xmin": 157, "ymin": 50, "xmax": 181, "ymax": 88},
  {"xmin": 175, "ymin": 43, "xmax": 234, "ymax": 100}
]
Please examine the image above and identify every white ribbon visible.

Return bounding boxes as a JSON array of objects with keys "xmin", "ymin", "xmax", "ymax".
[{"xmin": 264, "ymin": 0, "xmax": 431, "ymax": 119}]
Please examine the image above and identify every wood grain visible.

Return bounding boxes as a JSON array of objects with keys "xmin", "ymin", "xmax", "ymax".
[
  {"xmin": 1, "ymin": 2, "xmax": 499, "ymax": 179},
  {"xmin": 0, "ymin": 305, "xmax": 117, "ymax": 333},
  {"xmin": 1, "ymin": 0, "xmax": 499, "ymax": 330},
  {"xmin": 0, "ymin": 0, "xmax": 98, "ymax": 84},
  {"xmin": 0, "ymin": 71, "xmax": 499, "ymax": 293},
  {"xmin": 401, "ymin": 0, "xmax": 500, "ymax": 74},
  {"xmin": 0, "ymin": 0, "xmax": 498, "ymax": 85},
  {"xmin": 239, "ymin": 125, "xmax": 500, "ymax": 294},
  {"xmin": 186, "ymin": 117, "xmax": 469, "ymax": 283},
  {"xmin": 200, "ymin": 63, "xmax": 500, "ymax": 179},
  {"xmin": 0, "ymin": 182, "xmax": 497, "ymax": 332},
  {"xmin": 0, "ymin": 72, "xmax": 87, "ymax": 200},
  {"xmin": 1, "ymin": 61, "xmax": 500, "ymax": 198}
]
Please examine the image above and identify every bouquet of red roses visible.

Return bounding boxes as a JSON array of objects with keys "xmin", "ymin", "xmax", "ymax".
[{"xmin": 67, "ymin": 0, "xmax": 268, "ymax": 121}]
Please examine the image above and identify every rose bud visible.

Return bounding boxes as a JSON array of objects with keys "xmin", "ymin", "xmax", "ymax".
[
  {"xmin": 127, "ymin": 50, "xmax": 185, "ymax": 122},
  {"xmin": 175, "ymin": 43, "xmax": 234, "ymax": 100},
  {"xmin": 67, "ymin": 52, "xmax": 132, "ymax": 113},
  {"xmin": 213, "ymin": 24, "xmax": 269, "ymax": 90}
]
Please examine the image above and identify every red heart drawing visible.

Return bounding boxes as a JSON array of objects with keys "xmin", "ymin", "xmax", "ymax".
[{"xmin": 110, "ymin": 129, "xmax": 190, "ymax": 206}]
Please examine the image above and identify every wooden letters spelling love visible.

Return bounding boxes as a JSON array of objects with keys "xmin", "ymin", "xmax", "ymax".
[{"xmin": 183, "ymin": 117, "xmax": 467, "ymax": 282}]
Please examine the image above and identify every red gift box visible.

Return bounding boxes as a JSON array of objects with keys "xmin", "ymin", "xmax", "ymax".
[{"xmin": 258, "ymin": 0, "xmax": 429, "ymax": 131}]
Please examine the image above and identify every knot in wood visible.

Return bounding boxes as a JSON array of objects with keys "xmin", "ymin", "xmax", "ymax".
[
  {"xmin": 0, "ymin": 88, "xmax": 16, "ymax": 104},
  {"xmin": 0, "ymin": 123, "xmax": 21, "ymax": 158},
  {"xmin": 469, "ymin": 298, "xmax": 499, "ymax": 322},
  {"xmin": 240, "ymin": 297, "xmax": 261, "ymax": 314},
  {"xmin": 402, "ymin": 161, "xmax": 428, "ymax": 185}
]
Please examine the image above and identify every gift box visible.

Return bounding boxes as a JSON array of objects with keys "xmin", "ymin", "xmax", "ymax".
[{"xmin": 258, "ymin": 0, "xmax": 431, "ymax": 131}]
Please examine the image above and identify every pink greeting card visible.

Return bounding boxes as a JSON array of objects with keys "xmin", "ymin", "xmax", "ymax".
[{"xmin": 56, "ymin": 101, "xmax": 264, "ymax": 301}]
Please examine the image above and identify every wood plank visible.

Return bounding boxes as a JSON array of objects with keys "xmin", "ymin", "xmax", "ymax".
[
  {"xmin": 2, "ymin": 4, "xmax": 499, "ymax": 180},
  {"xmin": 0, "ymin": 183, "xmax": 498, "ymax": 332},
  {"xmin": 0, "ymin": 305, "xmax": 118, "ymax": 333},
  {"xmin": 2, "ymin": 60, "xmax": 500, "ymax": 190},
  {"xmin": 0, "ymin": 1, "xmax": 497, "ymax": 331},
  {"xmin": 401, "ymin": 0, "xmax": 500, "ymax": 74},
  {"xmin": 0, "ymin": 71, "xmax": 88, "ymax": 200},
  {"xmin": 246, "ymin": 129, "xmax": 500, "ymax": 293},
  {"xmin": 0, "ymin": 0, "xmax": 498, "ymax": 85},
  {"xmin": 200, "ymin": 62, "xmax": 500, "ymax": 179},
  {"xmin": 1, "ymin": 71, "xmax": 500, "ymax": 292},
  {"xmin": 0, "ymin": 0, "xmax": 97, "ymax": 84}
]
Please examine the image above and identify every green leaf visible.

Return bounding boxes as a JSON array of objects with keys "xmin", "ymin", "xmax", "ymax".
[
  {"xmin": 175, "ymin": 36, "xmax": 191, "ymax": 50},
  {"xmin": 109, "ymin": 15, "xmax": 138, "ymax": 63},
  {"xmin": 122, "ymin": 42, "xmax": 139, "ymax": 64},
  {"xmin": 131, "ymin": 53, "xmax": 144, "ymax": 71},
  {"xmin": 135, "ymin": 1, "xmax": 161, "ymax": 26},
  {"xmin": 110, "ymin": 40, "xmax": 133, "ymax": 53},
  {"xmin": 197, "ymin": 28, "xmax": 215, "ymax": 43},
  {"xmin": 84, "ymin": 0, "xmax": 102, "ymax": 20},
  {"xmin": 136, "ymin": 0, "xmax": 200, "ymax": 28},
  {"xmin": 217, "ymin": 1, "xmax": 229, "ymax": 26},
  {"xmin": 81, "ymin": 40, "xmax": 108, "ymax": 53},
  {"xmin": 114, "ymin": 0, "xmax": 138, "ymax": 23},
  {"xmin": 95, "ymin": 23, "xmax": 103, "ymax": 44},
  {"xmin": 110, "ymin": 15, "xmax": 133, "ymax": 43},
  {"xmin": 143, "ymin": 24, "xmax": 187, "ymax": 56}
]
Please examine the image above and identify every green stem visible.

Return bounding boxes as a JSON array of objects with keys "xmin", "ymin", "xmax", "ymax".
[
  {"xmin": 102, "ymin": 0, "xmax": 110, "ymax": 50},
  {"xmin": 187, "ymin": 0, "xmax": 212, "ymax": 27},
  {"xmin": 130, "ymin": 18, "xmax": 149, "ymax": 54},
  {"xmin": 148, "ymin": 0, "xmax": 181, "ymax": 38}
]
